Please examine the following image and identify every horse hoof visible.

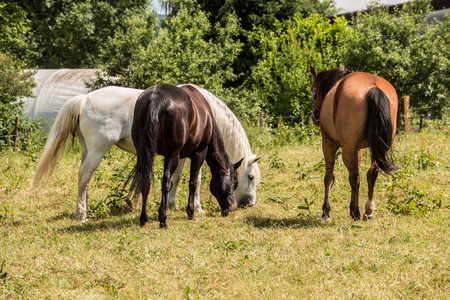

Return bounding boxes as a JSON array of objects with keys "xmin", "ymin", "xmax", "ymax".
[
  {"xmin": 321, "ymin": 216, "xmax": 331, "ymax": 222},
  {"xmin": 159, "ymin": 222, "xmax": 167, "ymax": 228},
  {"xmin": 196, "ymin": 207, "xmax": 205, "ymax": 214},
  {"xmin": 140, "ymin": 217, "xmax": 148, "ymax": 227},
  {"xmin": 350, "ymin": 212, "xmax": 361, "ymax": 221},
  {"xmin": 363, "ymin": 214, "xmax": 374, "ymax": 221}
]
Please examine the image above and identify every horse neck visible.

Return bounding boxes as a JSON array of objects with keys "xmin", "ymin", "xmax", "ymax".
[
  {"xmin": 205, "ymin": 124, "xmax": 231, "ymax": 178},
  {"xmin": 194, "ymin": 86, "xmax": 253, "ymax": 164},
  {"xmin": 317, "ymin": 68, "xmax": 352, "ymax": 103}
]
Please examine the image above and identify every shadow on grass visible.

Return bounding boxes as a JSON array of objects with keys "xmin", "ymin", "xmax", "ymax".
[
  {"xmin": 51, "ymin": 212, "xmax": 158, "ymax": 233},
  {"xmin": 243, "ymin": 214, "xmax": 330, "ymax": 229}
]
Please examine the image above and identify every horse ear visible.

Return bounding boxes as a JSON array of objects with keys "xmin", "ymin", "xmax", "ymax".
[
  {"xmin": 310, "ymin": 66, "xmax": 317, "ymax": 78},
  {"xmin": 233, "ymin": 158, "xmax": 244, "ymax": 170},
  {"xmin": 249, "ymin": 156, "xmax": 262, "ymax": 165}
]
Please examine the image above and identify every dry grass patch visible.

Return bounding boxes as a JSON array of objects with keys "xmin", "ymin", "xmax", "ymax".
[{"xmin": 0, "ymin": 127, "xmax": 449, "ymax": 299}]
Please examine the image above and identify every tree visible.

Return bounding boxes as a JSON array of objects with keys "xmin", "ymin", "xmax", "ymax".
[
  {"xmin": 9, "ymin": 0, "xmax": 150, "ymax": 68},
  {"xmin": 0, "ymin": 53, "xmax": 35, "ymax": 149},
  {"xmin": 194, "ymin": 0, "xmax": 339, "ymax": 85},
  {"xmin": 159, "ymin": 0, "xmax": 338, "ymax": 86},
  {"xmin": 248, "ymin": 14, "xmax": 350, "ymax": 123},
  {"xmin": 98, "ymin": 0, "xmax": 242, "ymax": 91},
  {"xmin": 340, "ymin": 0, "xmax": 450, "ymax": 121},
  {"xmin": 0, "ymin": 2, "xmax": 30, "ymax": 59}
]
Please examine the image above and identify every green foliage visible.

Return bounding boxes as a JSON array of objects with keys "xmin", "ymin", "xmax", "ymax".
[
  {"xmin": 0, "ymin": 2, "xmax": 30, "ymax": 58},
  {"xmin": 297, "ymin": 197, "xmax": 315, "ymax": 214},
  {"xmin": 8, "ymin": 0, "xmax": 150, "ymax": 68},
  {"xmin": 0, "ymin": 261, "xmax": 7, "ymax": 285},
  {"xmin": 88, "ymin": 163, "xmax": 134, "ymax": 219},
  {"xmin": 0, "ymin": 53, "xmax": 44, "ymax": 151},
  {"xmin": 195, "ymin": 0, "xmax": 338, "ymax": 31},
  {"xmin": 192, "ymin": 0, "xmax": 339, "ymax": 81},
  {"xmin": 386, "ymin": 169, "xmax": 443, "ymax": 216},
  {"xmin": 341, "ymin": 0, "xmax": 450, "ymax": 119},
  {"xmin": 248, "ymin": 14, "xmax": 350, "ymax": 122},
  {"xmin": 400, "ymin": 149, "xmax": 440, "ymax": 170},
  {"xmin": 98, "ymin": 0, "xmax": 242, "ymax": 92}
]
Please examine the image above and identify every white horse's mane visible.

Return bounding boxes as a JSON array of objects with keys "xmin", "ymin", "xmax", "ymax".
[{"xmin": 183, "ymin": 84, "xmax": 260, "ymax": 183}]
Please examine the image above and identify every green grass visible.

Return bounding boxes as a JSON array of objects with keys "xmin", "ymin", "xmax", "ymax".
[{"xmin": 0, "ymin": 126, "xmax": 449, "ymax": 299}]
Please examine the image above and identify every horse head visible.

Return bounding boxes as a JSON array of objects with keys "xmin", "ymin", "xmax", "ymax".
[
  {"xmin": 309, "ymin": 66, "xmax": 352, "ymax": 126},
  {"xmin": 234, "ymin": 155, "xmax": 261, "ymax": 208},
  {"xmin": 309, "ymin": 66, "xmax": 321, "ymax": 126},
  {"xmin": 209, "ymin": 157, "xmax": 244, "ymax": 216}
]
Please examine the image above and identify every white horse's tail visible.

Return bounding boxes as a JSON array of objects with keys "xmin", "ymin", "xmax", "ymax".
[{"xmin": 32, "ymin": 95, "xmax": 87, "ymax": 187}]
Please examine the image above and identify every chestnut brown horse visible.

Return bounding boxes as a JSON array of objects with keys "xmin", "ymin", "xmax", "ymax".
[
  {"xmin": 127, "ymin": 84, "xmax": 242, "ymax": 227},
  {"xmin": 309, "ymin": 66, "xmax": 398, "ymax": 221}
]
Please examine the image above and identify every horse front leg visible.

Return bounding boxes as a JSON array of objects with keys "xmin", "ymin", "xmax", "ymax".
[
  {"xmin": 187, "ymin": 150, "xmax": 207, "ymax": 220},
  {"xmin": 321, "ymin": 140, "xmax": 338, "ymax": 221},
  {"xmin": 159, "ymin": 154, "xmax": 180, "ymax": 228},
  {"xmin": 193, "ymin": 168, "xmax": 204, "ymax": 214},
  {"xmin": 343, "ymin": 148, "xmax": 363, "ymax": 220},
  {"xmin": 364, "ymin": 162, "xmax": 379, "ymax": 220},
  {"xmin": 168, "ymin": 158, "xmax": 186, "ymax": 211}
]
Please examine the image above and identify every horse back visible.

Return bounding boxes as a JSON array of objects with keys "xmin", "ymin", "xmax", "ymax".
[
  {"xmin": 133, "ymin": 84, "xmax": 213, "ymax": 158},
  {"xmin": 322, "ymin": 73, "xmax": 397, "ymax": 147}
]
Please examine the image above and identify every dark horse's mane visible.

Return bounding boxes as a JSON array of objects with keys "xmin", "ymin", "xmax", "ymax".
[
  {"xmin": 208, "ymin": 122, "xmax": 230, "ymax": 173},
  {"xmin": 316, "ymin": 68, "xmax": 352, "ymax": 101}
]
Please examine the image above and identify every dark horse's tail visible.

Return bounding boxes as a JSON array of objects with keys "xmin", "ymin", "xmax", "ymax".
[
  {"xmin": 361, "ymin": 87, "xmax": 398, "ymax": 174},
  {"xmin": 127, "ymin": 93, "xmax": 167, "ymax": 200}
]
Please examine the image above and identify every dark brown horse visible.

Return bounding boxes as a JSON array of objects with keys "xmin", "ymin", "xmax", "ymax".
[
  {"xmin": 128, "ymin": 84, "xmax": 243, "ymax": 227},
  {"xmin": 309, "ymin": 66, "xmax": 398, "ymax": 221}
]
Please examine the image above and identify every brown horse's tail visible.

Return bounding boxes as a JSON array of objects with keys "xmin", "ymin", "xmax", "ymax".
[
  {"xmin": 126, "ymin": 94, "xmax": 166, "ymax": 200},
  {"xmin": 362, "ymin": 87, "xmax": 398, "ymax": 174}
]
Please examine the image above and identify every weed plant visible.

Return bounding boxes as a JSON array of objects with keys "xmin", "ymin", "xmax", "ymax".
[{"xmin": 0, "ymin": 123, "xmax": 448, "ymax": 299}]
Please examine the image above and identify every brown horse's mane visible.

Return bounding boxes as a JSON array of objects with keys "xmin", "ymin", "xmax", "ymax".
[{"xmin": 316, "ymin": 68, "xmax": 352, "ymax": 102}]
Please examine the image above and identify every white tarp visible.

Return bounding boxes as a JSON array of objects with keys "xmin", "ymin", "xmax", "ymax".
[{"xmin": 21, "ymin": 69, "xmax": 97, "ymax": 130}]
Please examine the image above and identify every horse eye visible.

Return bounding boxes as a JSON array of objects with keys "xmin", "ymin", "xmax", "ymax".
[{"xmin": 248, "ymin": 174, "xmax": 254, "ymax": 180}]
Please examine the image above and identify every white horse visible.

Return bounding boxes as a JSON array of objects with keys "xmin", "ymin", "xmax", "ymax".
[{"xmin": 32, "ymin": 85, "xmax": 261, "ymax": 221}]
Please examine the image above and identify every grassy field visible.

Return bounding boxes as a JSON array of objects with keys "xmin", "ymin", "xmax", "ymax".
[{"xmin": 0, "ymin": 123, "xmax": 449, "ymax": 299}]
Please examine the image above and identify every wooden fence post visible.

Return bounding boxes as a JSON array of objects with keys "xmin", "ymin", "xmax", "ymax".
[
  {"xmin": 404, "ymin": 95, "xmax": 410, "ymax": 134},
  {"xmin": 14, "ymin": 116, "xmax": 19, "ymax": 151},
  {"xmin": 259, "ymin": 111, "xmax": 264, "ymax": 129}
]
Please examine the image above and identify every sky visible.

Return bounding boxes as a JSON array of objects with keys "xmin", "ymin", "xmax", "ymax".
[{"xmin": 149, "ymin": 0, "xmax": 409, "ymax": 14}]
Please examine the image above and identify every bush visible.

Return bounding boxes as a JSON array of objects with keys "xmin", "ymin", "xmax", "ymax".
[
  {"xmin": 248, "ymin": 14, "xmax": 350, "ymax": 123},
  {"xmin": 0, "ymin": 53, "xmax": 42, "ymax": 152}
]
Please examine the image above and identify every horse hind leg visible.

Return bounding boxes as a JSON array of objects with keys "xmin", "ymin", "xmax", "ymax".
[
  {"xmin": 342, "ymin": 148, "xmax": 364, "ymax": 220},
  {"xmin": 159, "ymin": 153, "xmax": 180, "ymax": 228},
  {"xmin": 321, "ymin": 141, "xmax": 338, "ymax": 221},
  {"xmin": 75, "ymin": 129, "xmax": 88, "ymax": 220},
  {"xmin": 76, "ymin": 129, "xmax": 114, "ymax": 221},
  {"xmin": 364, "ymin": 163, "xmax": 379, "ymax": 220},
  {"xmin": 76, "ymin": 146, "xmax": 111, "ymax": 221}
]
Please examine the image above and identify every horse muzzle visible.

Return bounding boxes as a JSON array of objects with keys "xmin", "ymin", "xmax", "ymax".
[
  {"xmin": 236, "ymin": 195, "xmax": 255, "ymax": 208},
  {"xmin": 221, "ymin": 204, "xmax": 236, "ymax": 217}
]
